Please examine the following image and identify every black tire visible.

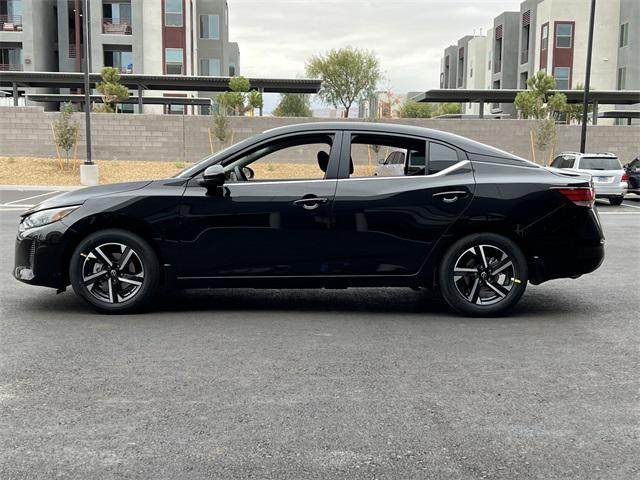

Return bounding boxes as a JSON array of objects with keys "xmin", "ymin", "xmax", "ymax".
[
  {"xmin": 438, "ymin": 233, "xmax": 528, "ymax": 317},
  {"xmin": 69, "ymin": 229, "xmax": 160, "ymax": 314},
  {"xmin": 609, "ymin": 196, "xmax": 624, "ymax": 206}
]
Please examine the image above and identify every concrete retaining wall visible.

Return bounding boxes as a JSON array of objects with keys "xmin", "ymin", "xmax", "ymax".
[{"xmin": 1, "ymin": 106, "xmax": 638, "ymax": 163}]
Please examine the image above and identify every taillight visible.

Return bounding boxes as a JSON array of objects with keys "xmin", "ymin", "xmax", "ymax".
[
  {"xmin": 558, "ymin": 187, "xmax": 595, "ymax": 208},
  {"xmin": 621, "ymin": 171, "xmax": 629, "ymax": 183}
]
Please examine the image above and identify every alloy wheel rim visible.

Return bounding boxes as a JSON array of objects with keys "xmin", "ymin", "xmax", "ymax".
[
  {"xmin": 453, "ymin": 244, "xmax": 515, "ymax": 306},
  {"xmin": 81, "ymin": 242, "xmax": 145, "ymax": 304}
]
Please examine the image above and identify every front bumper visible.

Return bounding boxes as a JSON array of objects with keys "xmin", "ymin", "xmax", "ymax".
[{"xmin": 14, "ymin": 225, "xmax": 70, "ymax": 289}]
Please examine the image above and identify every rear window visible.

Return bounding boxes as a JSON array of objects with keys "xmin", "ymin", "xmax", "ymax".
[{"xmin": 578, "ymin": 157, "xmax": 621, "ymax": 170}]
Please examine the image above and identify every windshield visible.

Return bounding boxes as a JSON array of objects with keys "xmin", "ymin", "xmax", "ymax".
[{"xmin": 578, "ymin": 157, "xmax": 621, "ymax": 171}]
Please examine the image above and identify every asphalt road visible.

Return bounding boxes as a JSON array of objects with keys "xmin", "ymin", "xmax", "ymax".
[{"xmin": 1, "ymin": 189, "xmax": 639, "ymax": 479}]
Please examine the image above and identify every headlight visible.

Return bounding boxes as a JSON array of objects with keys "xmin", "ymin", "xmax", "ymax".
[{"xmin": 19, "ymin": 206, "xmax": 79, "ymax": 232}]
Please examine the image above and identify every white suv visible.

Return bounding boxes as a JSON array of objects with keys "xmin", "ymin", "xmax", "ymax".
[{"xmin": 551, "ymin": 152, "xmax": 628, "ymax": 205}]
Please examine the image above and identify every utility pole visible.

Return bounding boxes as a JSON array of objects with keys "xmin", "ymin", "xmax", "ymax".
[
  {"xmin": 82, "ymin": 0, "xmax": 92, "ymax": 165},
  {"xmin": 80, "ymin": 0, "xmax": 98, "ymax": 185},
  {"xmin": 580, "ymin": 0, "xmax": 596, "ymax": 153}
]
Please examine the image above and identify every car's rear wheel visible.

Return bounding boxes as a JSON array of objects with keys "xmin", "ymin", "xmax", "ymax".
[
  {"xmin": 609, "ymin": 196, "xmax": 624, "ymax": 206},
  {"xmin": 438, "ymin": 233, "xmax": 528, "ymax": 317},
  {"xmin": 69, "ymin": 229, "xmax": 159, "ymax": 314}
]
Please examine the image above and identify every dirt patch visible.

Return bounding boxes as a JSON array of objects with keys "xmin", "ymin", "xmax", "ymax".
[{"xmin": 0, "ymin": 157, "xmax": 373, "ymax": 186}]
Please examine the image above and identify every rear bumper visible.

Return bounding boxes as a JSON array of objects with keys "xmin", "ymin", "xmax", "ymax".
[
  {"xmin": 530, "ymin": 241, "xmax": 604, "ymax": 284},
  {"xmin": 593, "ymin": 183, "xmax": 627, "ymax": 197}
]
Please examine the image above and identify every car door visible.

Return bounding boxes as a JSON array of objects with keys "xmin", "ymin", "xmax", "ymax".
[
  {"xmin": 331, "ymin": 132, "xmax": 475, "ymax": 276},
  {"xmin": 176, "ymin": 131, "xmax": 342, "ymax": 278}
]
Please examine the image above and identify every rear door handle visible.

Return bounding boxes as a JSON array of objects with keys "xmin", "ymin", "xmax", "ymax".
[
  {"xmin": 293, "ymin": 196, "xmax": 329, "ymax": 210},
  {"xmin": 432, "ymin": 190, "xmax": 468, "ymax": 203}
]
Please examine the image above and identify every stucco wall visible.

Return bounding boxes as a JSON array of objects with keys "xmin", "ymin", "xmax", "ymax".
[{"xmin": 0, "ymin": 107, "xmax": 638, "ymax": 164}]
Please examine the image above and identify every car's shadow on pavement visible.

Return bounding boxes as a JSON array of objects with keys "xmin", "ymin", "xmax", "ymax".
[{"xmin": 24, "ymin": 286, "xmax": 594, "ymax": 320}]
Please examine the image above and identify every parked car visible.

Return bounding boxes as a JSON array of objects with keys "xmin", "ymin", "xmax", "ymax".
[
  {"xmin": 14, "ymin": 122, "xmax": 605, "ymax": 316},
  {"xmin": 623, "ymin": 155, "xmax": 640, "ymax": 195},
  {"xmin": 550, "ymin": 152, "xmax": 628, "ymax": 205}
]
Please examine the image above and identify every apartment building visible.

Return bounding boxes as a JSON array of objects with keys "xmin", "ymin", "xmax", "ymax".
[
  {"xmin": 462, "ymin": 35, "xmax": 487, "ymax": 115},
  {"xmin": 1, "ymin": 0, "xmax": 240, "ymax": 112},
  {"xmin": 439, "ymin": 0, "xmax": 639, "ymax": 119}
]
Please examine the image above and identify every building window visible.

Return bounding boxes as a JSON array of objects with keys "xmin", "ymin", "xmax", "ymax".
[
  {"xmin": 200, "ymin": 14, "xmax": 219, "ymax": 39},
  {"xmin": 102, "ymin": 1, "xmax": 132, "ymax": 34},
  {"xmin": 200, "ymin": 58, "xmax": 220, "ymax": 76},
  {"xmin": 165, "ymin": 48, "xmax": 183, "ymax": 74},
  {"xmin": 229, "ymin": 63, "xmax": 236, "ymax": 76},
  {"xmin": 619, "ymin": 22, "xmax": 629, "ymax": 48},
  {"xmin": 0, "ymin": 42, "xmax": 22, "ymax": 69},
  {"xmin": 164, "ymin": 0, "xmax": 182, "ymax": 27},
  {"xmin": 555, "ymin": 23, "xmax": 572, "ymax": 48},
  {"xmin": 554, "ymin": 67, "xmax": 570, "ymax": 89},
  {"xmin": 617, "ymin": 66, "xmax": 626, "ymax": 90},
  {"xmin": 0, "ymin": 0, "xmax": 23, "ymax": 30},
  {"xmin": 104, "ymin": 46, "xmax": 133, "ymax": 73},
  {"xmin": 541, "ymin": 24, "xmax": 549, "ymax": 50}
]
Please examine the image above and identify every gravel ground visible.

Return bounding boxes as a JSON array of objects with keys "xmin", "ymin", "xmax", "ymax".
[{"xmin": 1, "ymin": 195, "xmax": 639, "ymax": 480}]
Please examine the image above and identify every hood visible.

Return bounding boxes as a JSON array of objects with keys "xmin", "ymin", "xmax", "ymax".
[{"xmin": 25, "ymin": 181, "xmax": 152, "ymax": 214}]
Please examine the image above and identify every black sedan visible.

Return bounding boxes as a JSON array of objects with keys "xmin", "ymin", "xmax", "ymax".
[{"xmin": 14, "ymin": 122, "xmax": 604, "ymax": 316}]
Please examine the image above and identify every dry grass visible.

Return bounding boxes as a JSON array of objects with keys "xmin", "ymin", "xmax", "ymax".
[{"xmin": 0, "ymin": 156, "xmax": 373, "ymax": 186}]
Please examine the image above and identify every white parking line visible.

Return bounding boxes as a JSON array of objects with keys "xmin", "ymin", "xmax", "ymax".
[
  {"xmin": 621, "ymin": 202, "xmax": 640, "ymax": 210},
  {"xmin": 3, "ymin": 191, "xmax": 57, "ymax": 205}
]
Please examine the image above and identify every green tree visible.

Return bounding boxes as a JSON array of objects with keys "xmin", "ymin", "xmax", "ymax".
[
  {"xmin": 95, "ymin": 67, "xmax": 129, "ymax": 113},
  {"xmin": 218, "ymin": 76, "xmax": 263, "ymax": 116},
  {"xmin": 433, "ymin": 102, "xmax": 462, "ymax": 116},
  {"xmin": 515, "ymin": 71, "xmax": 568, "ymax": 165},
  {"xmin": 52, "ymin": 102, "xmax": 79, "ymax": 170},
  {"xmin": 563, "ymin": 83, "xmax": 592, "ymax": 124},
  {"xmin": 398, "ymin": 100, "xmax": 434, "ymax": 118},
  {"xmin": 273, "ymin": 93, "xmax": 312, "ymax": 117},
  {"xmin": 306, "ymin": 47, "xmax": 381, "ymax": 117},
  {"xmin": 514, "ymin": 71, "xmax": 567, "ymax": 120}
]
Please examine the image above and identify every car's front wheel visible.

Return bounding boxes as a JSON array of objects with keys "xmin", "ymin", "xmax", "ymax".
[
  {"xmin": 69, "ymin": 229, "xmax": 160, "ymax": 314},
  {"xmin": 438, "ymin": 233, "xmax": 528, "ymax": 317}
]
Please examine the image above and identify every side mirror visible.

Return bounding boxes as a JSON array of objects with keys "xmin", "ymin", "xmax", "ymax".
[
  {"xmin": 243, "ymin": 166, "xmax": 255, "ymax": 179},
  {"xmin": 378, "ymin": 158, "xmax": 385, "ymax": 165},
  {"xmin": 199, "ymin": 164, "xmax": 226, "ymax": 188}
]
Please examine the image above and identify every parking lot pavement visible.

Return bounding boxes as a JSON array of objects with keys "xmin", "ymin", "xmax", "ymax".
[{"xmin": 0, "ymin": 189, "xmax": 639, "ymax": 479}]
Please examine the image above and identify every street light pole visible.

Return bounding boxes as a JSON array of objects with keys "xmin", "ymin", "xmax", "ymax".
[
  {"xmin": 580, "ymin": 0, "xmax": 596, "ymax": 153},
  {"xmin": 82, "ymin": 0, "xmax": 92, "ymax": 165}
]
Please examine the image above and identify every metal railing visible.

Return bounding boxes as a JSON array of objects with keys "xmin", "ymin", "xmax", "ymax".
[
  {"xmin": 68, "ymin": 43, "xmax": 84, "ymax": 58},
  {"xmin": 493, "ymin": 60, "xmax": 502, "ymax": 74},
  {"xmin": 0, "ymin": 63, "xmax": 23, "ymax": 71},
  {"xmin": 102, "ymin": 17, "xmax": 132, "ymax": 35},
  {"xmin": 0, "ymin": 14, "xmax": 22, "ymax": 30},
  {"xmin": 520, "ymin": 49, "xmax": 529, "ymax": 64}
]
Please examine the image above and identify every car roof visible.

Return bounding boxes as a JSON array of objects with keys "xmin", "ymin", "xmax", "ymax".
[
  {"xmin": 560, "ymin": 151, "xmax": 618, "ymax": 158},
  {"xmin": 263, "ymin": 121, "xmax": 528, "ymax": 163}
]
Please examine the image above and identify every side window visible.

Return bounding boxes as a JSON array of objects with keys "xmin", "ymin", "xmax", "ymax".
[
  {"xmin": 428, "ymin": 141, "xmax": 461, "ymax": 174},
  {"xmin": 561, "ymin": 156, "xmax": 575, "ymax": 169},
  {"xmin": 348, "ymin": 134, "xmax": 427, "ymax": 178},
  {"xmin": 550, "ymin": 156, "xmax": 563, "ymax": 168},
  {"xmin": 224, "ymin": 133, "xmax": 335, "ymax": 181}
]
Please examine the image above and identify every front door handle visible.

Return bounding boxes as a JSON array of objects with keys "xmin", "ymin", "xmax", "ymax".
[
  {"xmin": 293, "ymin": 196, "xmax": 329, "ymax": 210},
  {"xmin": 432, "ymin": 190, "xmax": 468, "ymax": 204}
]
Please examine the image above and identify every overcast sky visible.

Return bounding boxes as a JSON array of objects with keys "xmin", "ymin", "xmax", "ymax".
[{"xmin": 228, "ymin": 0, "xmax": 521, "ymax": 112}]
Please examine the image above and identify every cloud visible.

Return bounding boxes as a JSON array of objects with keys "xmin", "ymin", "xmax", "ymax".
[{"xmin": 228, "ymin": 0, "xmax": 520, "ymax": 110}]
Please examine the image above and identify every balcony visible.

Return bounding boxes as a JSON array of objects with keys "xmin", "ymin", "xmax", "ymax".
[
  {"xmin": 0, "ymin": 63, "xmax": 22, "ymax": 70},
  {"xmin": 520, "ymin": 49, "xmax": 529, "ymax": 65},
  {"xmin": 102, "ymin": 17, "xmax": 132, "ymax": 35},
  {"xmin": 68, "ymin": 43, "xmax": 83, "ymax": 58},
  {"xmin": 0, "ymin": 14, "xmax": 22, "ymax": 31}
]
